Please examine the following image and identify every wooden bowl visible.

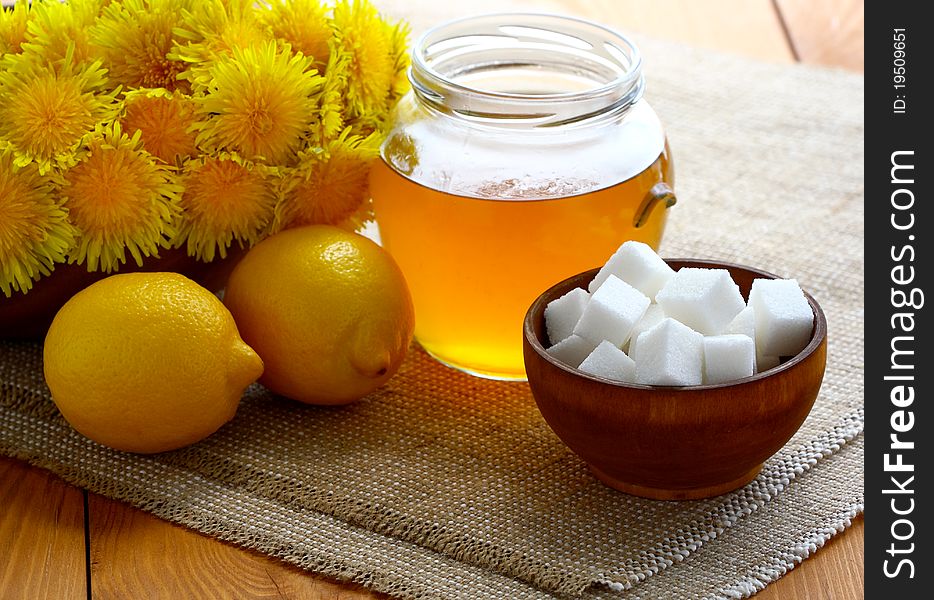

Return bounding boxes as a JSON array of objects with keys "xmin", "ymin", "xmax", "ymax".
[
  {"xmin": 0, "ymin": 247, "xmax": 245, "ymax": 340},
  {"xmin": 523, "ymin": 259, "xmax": 827, "ymax": 500}
]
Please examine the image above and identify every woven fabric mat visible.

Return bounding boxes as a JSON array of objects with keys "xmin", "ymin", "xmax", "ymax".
[{"xmin": 1, "ymin": 36, "xmax": 863, "ymax": 600}]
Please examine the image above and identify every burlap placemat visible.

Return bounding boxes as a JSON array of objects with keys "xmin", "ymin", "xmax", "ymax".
[{"xmin": 1, "ymin": 33, "xmax": 863, "ymax": 600}]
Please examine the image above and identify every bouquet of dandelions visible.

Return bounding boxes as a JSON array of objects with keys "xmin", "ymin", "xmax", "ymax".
[{"xmin": 0, "ymin": 0, "xmax": 408, "ymax": 298}]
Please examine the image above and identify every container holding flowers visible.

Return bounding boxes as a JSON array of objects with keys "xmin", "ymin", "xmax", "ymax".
[{"xmin": 0, "ymin": 0, "xmax": 408, "ymax": 336}]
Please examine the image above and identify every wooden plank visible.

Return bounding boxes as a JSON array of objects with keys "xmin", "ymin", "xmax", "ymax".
[
  {"xmin": 86, "ymin": 491, "xmax": 863, "ymax": 600},
  {"xmin": 562, "ymin": 0, "xmax": 796, "ymax": 63},
  {"xmin": 0, "ymin": 457, "xmax": 87, "ymax": 600},
  {"xmin": 756, "ymin": 516, "xmax": 864, "ymax": 599},
  {"xmin": 87, "ymin": 493, "xmax": 380, "ymax": 600},
  {"xmin": 380, "ymin": 0, "xmax": 796, "ymax": 64},
  {"xmin": 775, "ymin": 0, "xmax": 865, "ymax": 71},
  {"xmin": 2, "ymin": 457, "xmax": 864, "ymax": 600}
]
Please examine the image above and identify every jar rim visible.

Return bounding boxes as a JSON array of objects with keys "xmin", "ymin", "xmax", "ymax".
[{"xmin": 409, "ymin": 13, "xmax": 645, "ymax": 126}]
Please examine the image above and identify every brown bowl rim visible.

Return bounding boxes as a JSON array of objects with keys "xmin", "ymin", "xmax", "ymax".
[{"xmin": 524, "ymin": 258, "xmax": 828, "ymax": 391}]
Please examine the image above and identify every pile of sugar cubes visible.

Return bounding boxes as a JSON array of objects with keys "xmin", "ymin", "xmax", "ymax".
[{"xmin": 544, "ymin": 241, "xmax": 814, "ymax": 386}]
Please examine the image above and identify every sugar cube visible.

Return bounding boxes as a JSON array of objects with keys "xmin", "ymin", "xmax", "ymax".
[
  {"xmin": 655, "ymin": 268, "xmax": 745, "ymax": 335},
  {"xmin": 573, "ymin": 275, "xmax": 650, "ymax": 347},
  {"xmin": 588, "ymin": 240, "xmax": 675, "ymax": 299},
  {"xmin": 632, "ymin": 318, "xmax": 704, "ymax": 386},
  {"xmin": 544, "ymin": 287, "xmax": 590, "ymax": 344},
  {"xmin": 703, "ymin": 335, "xmax": 756, "ymax": 384},
  {"xmin": 546, "ymin": 334, "xmax": 598, "ymax": 368},
  {"xmin": 625, "ymin": 304, "xmax": 666, "ymax": 356},
  {"xmin": 748, "ymin": 279, "xmax": 814, "ymax": 357},
  {"xmin": 726, "ymin": 305, "xmax": 777, "ymax": 373},
  {"xmin": 578, "ymin": 340, "xmax": 637, "ymax": 383},
  {"xmin": 757, "ymin": 354, "xmax": 781, "ymax": 372},
  {"xmin": 726, "ymin": 305, "xmax": 755, "ymax": 340}
]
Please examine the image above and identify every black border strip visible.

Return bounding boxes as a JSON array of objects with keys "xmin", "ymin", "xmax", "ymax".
[{"xmin": 865, "ymin": 3, "xmax": 931, "ymax": 595}]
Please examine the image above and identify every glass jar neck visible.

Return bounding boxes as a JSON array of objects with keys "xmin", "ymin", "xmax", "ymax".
[{"xmin": 409, "ymin": 13, "xmax": 645, "ymax": 128}]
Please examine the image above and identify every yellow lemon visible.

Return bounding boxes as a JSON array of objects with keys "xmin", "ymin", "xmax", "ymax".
[
  {"xmin": 223, "ymin": 225, "xmax": 414, "ymax": 405},
  {"xmin": 43, "ymin": 272, "xmax": 264, "ymax": 454}
]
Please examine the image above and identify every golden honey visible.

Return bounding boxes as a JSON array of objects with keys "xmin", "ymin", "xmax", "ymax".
[{"xmin": 371, "ymin": 14, "xmax": 677, "ymax": 379}]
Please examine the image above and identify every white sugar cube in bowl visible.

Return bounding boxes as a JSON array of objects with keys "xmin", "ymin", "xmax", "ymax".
[
  {"xmin": 726, "ymin": 307, "xmax": 782, "ymax": 373},
  {"xmin": 543, "ymin": 287, "xmax": 590, "ymax": 344},
  {"xmin": 545, "ymin": 334, "xmax": 598, "ymax": 369},
  {"xmin": 655, "ymin": 267, "xmax": 745, "ymax": 335},
  {"xmin": 589, "ymin": 240, "xmax": 675, "ymax": 299},
  {"xmin": 748, "ymin": 279, "xmax": 815, "ymax": 357},
  {"xmin": 579, "ymin": 340, "xmax": 637, "ymax": 383},
  {"xmin": 625, "ymin": 304, "xmax": 666, "ymax": 357},
  {"xmin": 524, "ymin": 258, "xmax": 827, "ymax": 500},
  {"xmin": 703, "ymin": 334, "xmax": 756, "ymax": 384},
  {"xmin": 573, "ymin": 275, "xmax": 649, "ymax": 347},
  {"xmin": 632, "ymin": 318, "xmax": 705, "ymax": 386}
]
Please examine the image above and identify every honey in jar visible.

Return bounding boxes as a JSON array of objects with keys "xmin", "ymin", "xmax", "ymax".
[{"xmin": 371, "ymin": 14, "xmax": 676, "ymax": 380}]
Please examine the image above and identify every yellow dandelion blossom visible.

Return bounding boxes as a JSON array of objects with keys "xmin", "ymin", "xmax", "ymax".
[
  {"xmin": 0, "ymin": 49, "xmax": 116, "ymax": 174},
  {"xmin": 0, "ymin": 0, "xmax": 31, "ymax": 57},
  {"xmin": 330, "ymin": 0, "xmax": 399, "ymax": 120},
  {"xmin": 334, "ymin": 17, "xmax": 408, "ymax": 137},
  {"xmin": 171, "ymin": 0, "xmax": 270, "ymax": 91},
  {"xmin": 61, "ymin": 123, "xmax": 182, "ymax": 273},
  {"xmin": 258, "ymin": 0, "xmax": 331, "ymax": 69},
  {"xmin": 273, "ymin": 130, "xmax": 379, "ymax": 231},
  {"xmin": 0, "ymin": 146, "xmax": 77, "ymax": 297},
  {"xmin": 90, "ymin": 0, "xmax": 191, "ymax": 91},
  {"xmin": 121, "ymin": 89, "xmax": 198, "ymax": 164},
  {"xmin": 309, "ymin": 46, "xmax": 350, "ymax": 145},
  {"xmin": 193, "ymin": 41, "xmax": 324, "ymax": 164},
  {"xmin": 22, "ymin": 0, "xmax": 104, "ymax": 66},
  {"xmin": 176, "ymin": 154, "xmax": 277, "ymax": 262},
  {"xmin": 343, "ymin": 113, "xmax": 385, "ymax": 140}
]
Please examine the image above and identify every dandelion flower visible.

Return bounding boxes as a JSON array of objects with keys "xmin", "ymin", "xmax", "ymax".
[
  {"xmin": 193, "ymin": 41, "xmax": 324, "ymax": 164},
  {"xmin": 258, "ymin": 0, "xmax": 331, "ymax": 69},
  {"xmin": 0, "ymin": 0, "xmax": 411, "ymax": 296},
  {"xmin": 0, "ymin": 147, "xmax": 77, "ymax": 297},
  {"xmin": 121, "ymin": 89, "xmax": 198, "ymax": 164},
  {"xmin": 309, "ymin": 47, "xmax": 350, "ymax": 145},
  {"xmin": 273, "ymin": 130, "xmax": 379, "ymax": 231},
  {"xmin": 90, "ymin": 0, "xmax": 191, "ymax": 91},
  {"xmin": 0, "ymin": 0, "xmax": 31, "ymax": 57},
  {"xmin": 176, "ymin": 154, "xmax": 276, "ymax": 262},
  {"xmin": 22, "ymin": 0, "xmax": 103, "ymax": 66},
  {"xmin": 171, "ymin": 0, "xmax": 270, "ymax": 91},
  {"xmin": 61, "ymin": 123, "xmax": 182, "ymax": 272},
  {"xmin": 339, "ymin": 16, "xmax": 408, "ymax": 137},
  {"xmin": 0, "ymin": 49, "xmax": 115, "ymax": 174},
  {"xmin": 331, "ymin": 0, "xmax": 401, "ymax": 120}
]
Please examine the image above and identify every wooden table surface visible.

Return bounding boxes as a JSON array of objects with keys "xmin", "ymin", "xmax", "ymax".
[{"xmin": 1, "ymin": 1, "xmax": 863, "ymax": 598}]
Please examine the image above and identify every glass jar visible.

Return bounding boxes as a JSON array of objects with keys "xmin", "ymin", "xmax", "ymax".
[{"xmin": 370, "ymin": 13, "xmax": 676, "ymax": 380}]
